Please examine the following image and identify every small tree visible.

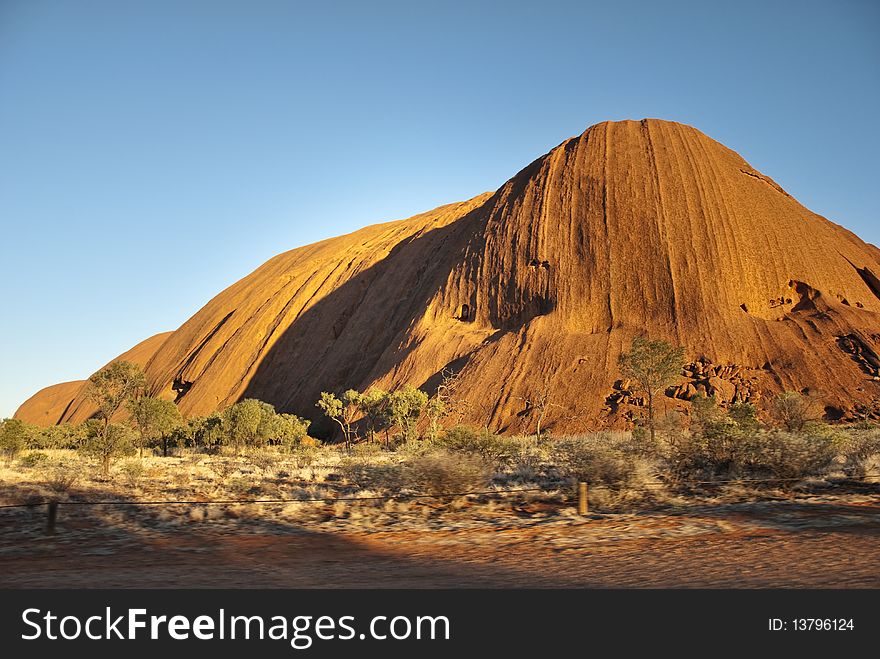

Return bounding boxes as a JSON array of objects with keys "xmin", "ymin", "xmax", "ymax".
[
  {"xmin": 771, "ymin": 391, "xmax": 816, "ymax": 433},
  {"xmin": 0, "ymin": 418, "xmax": 28, "ymax": 460},
  {"xmin": 316, "ymin": 391, "xmax": 359, "ymax": 448},
  {"xmin": 519, "ymin": 387, "xmax": 558, "ymax": 441},
  {"xmin": 423, "ymin": 397, "xmax": 446, "ymax": 442},
  {"xmin": 127, "ymin": 396, "xmax": 182, "ymax": 457},
  {"xmin": 386, "ymin": 386, "xmax": 428, "ymax": 443},
  {"xmin": 223, "ymin": 399, "xmax": 276, "ymax": 454},
  {"xmin": 87, "ymin": 361, "xmax": 147, "ymax": 422},
  {"xmin": 356, "ymin": 388, "xmax": 388, "ymax": 445},
  {"xmin": 436, "ymin": 368, "xmax": 468, "ymax": 426},
  {"xmin": 78, "ymin": 420, "xmax": 136, "ymax": 478},
  {"xmin": 618, "ymin": 337, "xmax": 685, "ymax": 444},
  {"xmin": 83, "ymin": 361, "xmax": 146, "ymax": 474}
]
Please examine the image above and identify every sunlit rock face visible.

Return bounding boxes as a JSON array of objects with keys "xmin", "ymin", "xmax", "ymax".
[{"xmin": 17, "ymin": 120, "xmax": 880, "ymax": 431}]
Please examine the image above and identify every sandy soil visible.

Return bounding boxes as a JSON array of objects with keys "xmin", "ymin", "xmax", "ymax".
[{"xmin": 1, "ymin": 496, "xmax": 877, "ymax": 588}]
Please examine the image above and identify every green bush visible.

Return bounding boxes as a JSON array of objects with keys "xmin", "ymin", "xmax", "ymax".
[
  {"xmin": 666, "ymin": 396, "xmax": 767, "ymax": 481},
  {"xmin": 222, "ymin": 399, "xmax": 278, "ymax": 453},
  {"xmin": 30, "ymin": 424, "xmax": 82, "ymax": 450},
  {"xmin": 0, "ymin": 418, "xmax": 28, "ymax": 459},
  {"xmin": 17, "ymin": 451, "xmax": 50, "ymax": 468},
  {"xmin": 665, "ymin": 416, "xmax": 753, "ymax": 480}
]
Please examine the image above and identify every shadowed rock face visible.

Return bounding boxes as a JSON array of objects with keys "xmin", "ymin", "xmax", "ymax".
[{"xmin": 16, "ymin": 120, "xmax": 880, "ymax": 431}]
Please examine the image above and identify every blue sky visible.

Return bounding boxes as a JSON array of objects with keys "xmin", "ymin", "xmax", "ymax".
[{"xmin": 1, "ymin": 0, "xmax": 878, "ymax": 418}]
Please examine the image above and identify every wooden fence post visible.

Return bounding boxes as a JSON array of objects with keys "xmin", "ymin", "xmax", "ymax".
[
  {"xmin": 577, "ymin": 482, "xmax": 588, "ymax": 516},
  {"xmin": 46, "ymin": 501, "xmax": 58, "ymax": 535}
]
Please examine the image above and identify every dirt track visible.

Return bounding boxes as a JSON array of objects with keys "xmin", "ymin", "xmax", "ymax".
[{"xmin": 1, "ymin": 497, "xmax": 878, "ymax": 588}]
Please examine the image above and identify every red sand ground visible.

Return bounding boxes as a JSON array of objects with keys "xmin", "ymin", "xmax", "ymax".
[{"xmin": 1, "ymin": 497, "xmax": 877, "ymax": 588}]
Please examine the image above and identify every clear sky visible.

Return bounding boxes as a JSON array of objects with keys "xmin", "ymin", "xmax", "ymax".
[{"xmin": 1, "ymin": 0, "xmax": 878, "ymax": 418}]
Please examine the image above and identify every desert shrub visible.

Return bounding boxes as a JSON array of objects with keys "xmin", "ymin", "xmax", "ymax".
[
  {"xmin": 755, "ymin": 429, "xmax": 840, "ymax": 480},
  {"xmin": 339, "ymin": 458, "xmax": 405, "ymax": 491},
  {"xmin": 850, "ymin": 419, "xmax": 877, "ymax": 431},
  {"xmin": 45, "ymin": 460, "xmax": 81, "ymax": 494},
  {"xmin": 552, "ymin": 435, "xmax": 640, "ymax": 491},
  {"xmin": 288, "ymin": 445, "xmax": 319, "ymax": 469},
  {"xmin": 227, "ymin": 477, "xmax": 265, "ymax": 497},
  {"xmin": 652, "ymin": 412, "xmax": 687, "ymax": 455},
  {"xmin": 728, "ymin": 402, "xmax": 760, "ymax": 431},
  {"xmin": 667, "ymin": 408, "xmax": 752, "ymax": 479},
  {"xmin": 665, "ymin": 424, "xmax": 841, "ymax": 483},
  {"xmin": 403, "ymin": 450, "xmax": 491, "ymax": 496},
  {"xmin": 350, "ymin": 441, "xmax": 383, "ymax": 458},
  {"xmin": 839, "ymin": 428, "xmax": 880, "ymax": 478},
  {"xmin": 665, "ymin": 396, "xmax": 769, "ymax": 481},
  {"xmin": 665, "ymin": 430, "xmax": 744, "ymax": 480},
  {"xmin": 393, "ymin": 438, "xmax": 437, "ymax": 457},
  {"xmin": 210, "ymin": 458, "xmax": 239, "ymax": 480},
  {"xmin": 186, "ymin": 414, "xmax": 225, "ymax": 451},
  {"xmin": 507, "ymin": 451, "xmax": 541, "ymax": 483},
  {"xmin": 248, "ymin": 449, "xmax": 279, "ymax": 473},
  {"xmin": 17, "ymin": 451, "xmax": 50, "ymax": 468},
  {"xmin": 501, "ymin": 436, "xmax": 544, "ymax": 483},
  {"xmin": 770, "ymin": 391, "xmax": 817, "ymax": 432},
  {"xmin": 436, "ymin": 425, "xmax": 514, "ymax": 463},
  {"xmin": 119, "ymin": 460, "xmax": 146, "ymax": 488}
]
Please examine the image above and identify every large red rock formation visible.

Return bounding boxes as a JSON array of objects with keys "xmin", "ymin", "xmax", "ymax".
[{"xmin": 16, "ymin": 120, "xmax": 880, "ymax": 431}]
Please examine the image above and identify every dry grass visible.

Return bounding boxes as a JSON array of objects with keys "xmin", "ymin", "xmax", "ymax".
[{"xmin": 0, "ymin": 425, "xmax": 877, "ymax": 527}]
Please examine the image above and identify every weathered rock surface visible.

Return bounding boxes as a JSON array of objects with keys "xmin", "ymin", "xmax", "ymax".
[
  {"xmin": 16, "ymin": 119, "xmax": 880, "ymax": 430},
  {"xmin": 14, "ymin": 381, "xmax": 85, "ymax": 427}
]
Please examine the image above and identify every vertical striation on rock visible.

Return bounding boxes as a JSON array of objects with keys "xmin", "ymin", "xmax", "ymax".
[{"xmin": 16, "ymin": 120, "xmax": 880, "ymax": 431}]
